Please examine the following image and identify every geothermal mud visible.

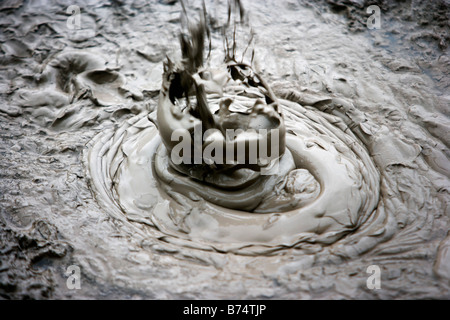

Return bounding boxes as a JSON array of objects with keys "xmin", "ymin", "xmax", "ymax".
[{"xmin": 0, "ymin": 0, "xmax": 449, "ymax": 299}]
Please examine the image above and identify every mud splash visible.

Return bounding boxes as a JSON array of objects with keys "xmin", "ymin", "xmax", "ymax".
[
  {"xmin": 85, "ymin": 7, "xmax": 382, "ymax": 254},
  {"xmin": 1, "ymin": 0, "xmax": 449, "ymax": 299}
]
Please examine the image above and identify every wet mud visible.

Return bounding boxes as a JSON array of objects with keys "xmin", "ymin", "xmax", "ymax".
[{"xmin": 0, "ymin": 0, "xmax": 449, "ymax": 299}]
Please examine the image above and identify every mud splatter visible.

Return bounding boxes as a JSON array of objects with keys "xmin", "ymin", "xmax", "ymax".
[{"xmin": 0, "ymin": 0, "xmax": 448, "ymax": 299}]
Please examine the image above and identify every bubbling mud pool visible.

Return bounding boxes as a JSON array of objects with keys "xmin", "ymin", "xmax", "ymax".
[
  {"xmin": 86, "ymin": 61, "xmax": 382, "ymax": 254},
  {"xmin": 1, "ymin": 0, "xmax": 449, "ymax": 299},
  {"xmin": 86, "ymin": 9, "xmax": 384, "ymax": 254}
]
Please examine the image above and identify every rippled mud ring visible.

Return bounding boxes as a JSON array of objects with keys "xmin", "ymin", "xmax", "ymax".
[{"xmin": 85, "ymin": 93, "xmax": 381, "ymax": 255}]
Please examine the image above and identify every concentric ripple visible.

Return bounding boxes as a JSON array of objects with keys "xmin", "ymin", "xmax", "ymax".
[{"xmin": 86, "ymin": 91, "xmax": 381, "ymax": 255}]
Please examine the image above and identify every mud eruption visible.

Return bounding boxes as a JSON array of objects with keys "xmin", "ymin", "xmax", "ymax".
[
  {"xmin": 86, "ymin": 2, "xmax": 383, "ymax": 253},
  {"xmin": 0, "ymin": 0, "xmax": 449, "ymax": 299}
]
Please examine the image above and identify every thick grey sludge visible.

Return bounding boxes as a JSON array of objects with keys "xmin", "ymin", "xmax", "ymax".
[{"xmin": 0, "ymin": 0, "xmax": 448, "ymax": 299}]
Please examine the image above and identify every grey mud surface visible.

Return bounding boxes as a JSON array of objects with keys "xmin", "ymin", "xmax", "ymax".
[{"xmin": 0, "ymin": 0, "xmax": 449, "ymax": 299}]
